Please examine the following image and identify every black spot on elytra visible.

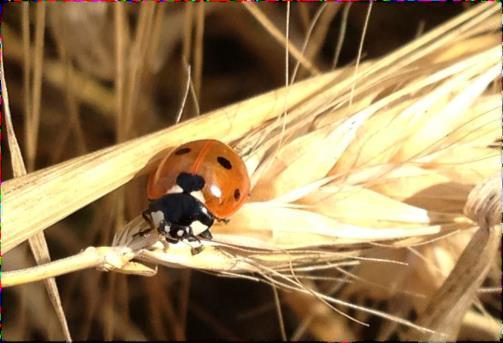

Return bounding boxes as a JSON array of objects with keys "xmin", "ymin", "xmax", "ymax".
[
  {"xmin": 174, "ymin": 147, "xmax": 191, "ymax": 155},
  {"xmin": 217, "ymin": 156, "xmax": 232, "ymax": 169},
  {"xmin": 234, "ymin": 188, "xmax": 241, "ymax": 201}
]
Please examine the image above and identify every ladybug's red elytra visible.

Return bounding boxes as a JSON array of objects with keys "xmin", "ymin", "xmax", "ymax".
[{"xmin": 142, "ymin": 139, "xmax": 250, "ymax": 251}]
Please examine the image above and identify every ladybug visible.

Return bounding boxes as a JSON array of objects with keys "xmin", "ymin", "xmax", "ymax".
[{"xmin": 141, "ymin": 139, "xmax": 250, "ymax": 250}]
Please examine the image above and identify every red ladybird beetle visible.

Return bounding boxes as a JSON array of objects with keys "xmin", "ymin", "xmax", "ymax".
[{"xmin": 142, "ymin": 139, "xmax": 250, "ymax": 250}]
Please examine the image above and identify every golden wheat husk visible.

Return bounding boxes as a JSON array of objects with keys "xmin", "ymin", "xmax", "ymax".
[{"xmin": 3, "ymin": 3, "xmax": 501, "ymax": 338}]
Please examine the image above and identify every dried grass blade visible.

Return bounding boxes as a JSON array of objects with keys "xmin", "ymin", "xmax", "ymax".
[
  {"xmin": 4, "ymin": 21, "xmax": 116, "ymax": 116},
  {"xmin": 1, "ymin": 47, "xmax": 72, "ymax": 341},
  {"xmin": 290, "ymin": 3, "xmax": 328, "ymax": 84},
  {"xmin": 26, "ymin": 3, "xmax": 45, "ymax": 171},
  {"xmin": 272, "ymin": 286, "xmax": 287, "ymax": 341},
  {"xmin": 348, "ymin": 1, "xmax": 372, "ymax": 107},
  {"xmin": 193, "ymin": 4, "xmax": 205, "ymax": 101},
  {"xmin": 302, "ymin": 4, "xmax": 339, "ymax": 71},
  {"xmin": 2, "ymin": 246, "xmax": 144, "ymax": 288},
  {"xmin": 242, "ymin": 3, "xmax": 320, "ymax": 76},
  {"xmin": 397, "ymin": 64, "xmax": 500, "ymax": 161},
  {"xmin": 248, "ymin": 259, "xmax": 437, "ymax": 335},
  {"xmin": 460, "ymin": 310, "xmax": 501, "ymax": 340},
  {"xmin": 332, "ymin": 3, "xmax": 351, "ymax": 69},
  {"xmin": 2, "ymin": 70, "xmax": 338, "ymax": 253},
  {"xmin": 405, "ymin": 176, "xmax": 501, "ymax": 340},
  {"xmin": 114, "ymin": 4, "xmax": 127, "ymax": 134},
  {"xmin": 183, "ymin": 3, "xmax": 194, "ymax": 61},
  {"xmin": 22, "ymin": 2, "xmax": 31, "ymax": 139}
]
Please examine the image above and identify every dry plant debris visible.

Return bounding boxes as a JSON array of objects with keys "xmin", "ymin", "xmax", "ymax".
[{"xmin": 2, "ymin": 3, "xmax": 501, "ymax": 341}]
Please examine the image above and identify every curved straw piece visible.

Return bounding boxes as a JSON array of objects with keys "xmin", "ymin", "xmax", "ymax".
[
  {"xmin": 407, "ymin": 176, "xmax": 501, "ymax": 340},
  {"xmin": 2, "ymin": 70, "xmax": 338, "ymax": 254}
]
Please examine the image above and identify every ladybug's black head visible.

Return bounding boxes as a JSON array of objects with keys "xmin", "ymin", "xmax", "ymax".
[{"xmin": 176, "ymin": 172, "xmax": 205, "ymax": 193}]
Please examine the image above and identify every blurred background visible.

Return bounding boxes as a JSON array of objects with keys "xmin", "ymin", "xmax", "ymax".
[{"xmin": 2, "ymin": 3, "xmax": 479, "ymax": 341}]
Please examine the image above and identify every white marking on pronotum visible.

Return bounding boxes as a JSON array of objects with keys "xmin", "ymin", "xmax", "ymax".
[
  {"xmin": 191, "ymin": 221, "xmax": 209, "ymax": 236},
  {"xmin": 167, "ymin": 185, "xmax": 184, "ymax": 194},
  {"xmin": 191, "ymin": 190, "xmax": 205, "ymax": 203},
  {"xmin": 177, "ymin": 229, "xmax": 184, "ymax": 237},
  {"xmin": 168, "ymin": 184, "xmax": 206, "ymax": 204}
]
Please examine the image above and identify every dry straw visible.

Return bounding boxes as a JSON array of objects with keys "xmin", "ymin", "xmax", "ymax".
[
  {"xmin": 3, "ymin": 3, "xmax": 501, "ymax": 339},
  {"xmin": 1, "ymin": 6, "xmax": 72, "ymax": 340}
]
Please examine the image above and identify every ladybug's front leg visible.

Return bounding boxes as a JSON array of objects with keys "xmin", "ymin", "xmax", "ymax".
[
  {"xmin": 187, "ymin": 240, "xmax": 204, "ymax": 255},
  {"xmin": 183, "ymin": 226, "xmax": 205, "ymax": 255},
  {"xmin": 142, "ymin": 209, "xmax": 173, "ymax": 240},
  {"xmin": 199, "ymin": 229, "xmax": 213, "ymax": 240},
  {"xmin": 215, "ymin": 217, "xmax": 230, "ymax": 224},
  {"xmin": 132, "ymin": 210, "xmax": 156, "ymax": 238}
]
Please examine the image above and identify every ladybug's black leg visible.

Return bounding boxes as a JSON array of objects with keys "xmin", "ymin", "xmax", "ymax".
[
  {"xmin": 215, "ymin": 217, "xmax": 229, "ymax": 224},
  {"xmin": 159, "ymin": 224, "xmax": 183, "ymax": 252},
  {"xmin": 184, "ymin": 226, "xmax": 199, "ymax": 243},
  {"xmin": 186, "ymin": 235, "xmax": 201, "ymax": 244},
  {"xmin": 133, "ymin": 211, "xmax": 155, "ymax": 238},
  {"xmin": 132, "ymin": 228, "xmax": 154, "ymax": 238},
  {"xmin": 142, "ymin": 210, "xmax": 153, "ymax": 226},
  {"xmin": 181, "ymin": 226, "xmax": 205, "ymax": 255},
  {"xmin": 199, "ymin": 229, "xmax": 213, "ymax": 240},
  {"xmin": 190, "ymin": 245, "xmax": 204, "ymax": 255}
]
